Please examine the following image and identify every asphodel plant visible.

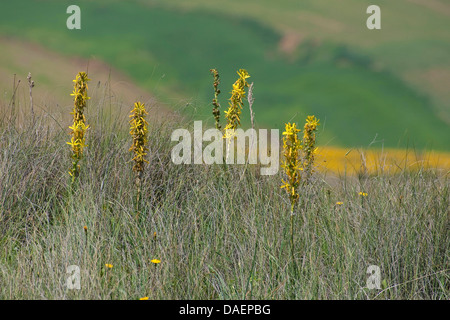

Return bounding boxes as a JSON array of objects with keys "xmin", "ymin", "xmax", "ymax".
[
  {"xmin": 281, "ymin": 116, "xmax": 320, "ymax": 273},
  {"xmin": 210, "ymin": 68, "xmax": 221, "ymax": 130},
  {"xmin": 129, "ymin": 102, "xmax": 149, "ymax": 211},
  {"xmin": 302, "ymin": 115, "xmax": 320, "ymax": 180},
  {"xmin": 67, "ymin": 72, "xmax": 90, "ymax": 182},
  {"xmin": 281, "ymin": 122, "xmax": 302, "ymax": 273}
]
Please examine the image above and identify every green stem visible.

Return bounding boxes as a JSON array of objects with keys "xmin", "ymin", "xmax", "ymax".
[
  {"xmin": 290, "ymin": 202, "xmax": 298, "ymax": 277},
  {"xmin": 135, "ymin": 172, "xmax": 142, "ymax": 219}
]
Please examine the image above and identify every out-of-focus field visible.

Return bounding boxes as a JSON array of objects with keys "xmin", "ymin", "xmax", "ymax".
[
  {"xmin": 1, "ymin": 0, "xmax": 449, "ymax": 150},
  {"xmin": 145, "ymin": 0, "xmax": 450, "ymax": 126},
  {"xmin": 318, "ymin": 146, "xmax": 450, "ymax": 176},
  {"xmin": 0, "ymin": 37, "xmax": 172, "ymax": 125}
]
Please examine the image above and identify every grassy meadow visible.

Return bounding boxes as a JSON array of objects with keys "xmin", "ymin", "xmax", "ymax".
[
  {"xmin": 0, "ymin": 0, "xmax": 448, "ymax": 301},
  {"xmin": 0, "ymin": 78, "xmax": 448, "ymax": 299}
]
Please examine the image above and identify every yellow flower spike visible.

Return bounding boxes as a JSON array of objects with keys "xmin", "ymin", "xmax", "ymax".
[
  {"xmin": 68, "ymin": 72, "xmax": 90, "ymax": 182},
  {"xmin": 302, "ymin": 115, "xmax": 320, "ymax": 180},
  {"xmin": 281, "ymin": 122, "xmax": 302, "ymax": 214},
  {"xmin": 129, "ymin": 102, "xmax": 149, "ymax": 215},
  {"xmin": 129, "ymin": 102, "xmax": 149, "ymax": 174},
  {"xmin": 223, "ymin": 69, "xmax": 250, "ymax": 138}
]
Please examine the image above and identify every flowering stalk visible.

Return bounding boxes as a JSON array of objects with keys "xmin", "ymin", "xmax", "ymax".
[
  {"xmin": 223, "ymin": 69, "xmax": 250, "ymax": 162},
  {"xmin": 281, "ymin": 122, "xmax": 302, "ymax": 274},
  {"xmin": 281, "ymin": 122, "xmax": 302, "ymax": 215},
  {"xmin": 302, "ymin": 115, "xmax": 320, "ymax": 180},
  {"xmin": 129, "ymin": 102, "xmax": 149, "ymax": 213},
  {"xmin": 210, "ymin": 68, "xmax": 221, "ymax": 130},
  {"xmin": 223, "ymin": 69, "xmax": 250, "ymax": 139},
  {"xmin": 67, "ymin": 72, "xmax": 90, "ymax": 182}
]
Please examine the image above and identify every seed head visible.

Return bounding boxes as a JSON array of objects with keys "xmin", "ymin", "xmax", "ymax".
[{"xmin": 210, "ymin": 68, "xmax": 222, "ymax": 130}]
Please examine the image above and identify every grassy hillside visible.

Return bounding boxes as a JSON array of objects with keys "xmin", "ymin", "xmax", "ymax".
[
  {"xmin": 0, "ymin": 37, "xmax": 167, "ymax": 124},
  {"xmin": 0, "ymin": 0, "xmax": 449, "ymax": 150},
  {"xmin": 0, "ymin": 97, "xmax": 448, "ymax": 299}
]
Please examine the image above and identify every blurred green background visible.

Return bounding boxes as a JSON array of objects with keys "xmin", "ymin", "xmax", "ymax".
[{"xmin": 0, "ymin": 0, "xmax": 449, "ymax": 150}]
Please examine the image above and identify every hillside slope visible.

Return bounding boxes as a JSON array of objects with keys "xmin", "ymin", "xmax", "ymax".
[
  {"xmin": 0, "ymin": 37, "xmax": 169, "ymax": 124},
  {"xmin": 0, "ymin": 0, "xmax": 448, "ymax": 150},
  {"xmin": 147, "ymin": 0, "xmax": 450, "ymax": 124}
]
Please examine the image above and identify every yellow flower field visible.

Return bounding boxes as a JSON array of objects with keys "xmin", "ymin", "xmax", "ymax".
[{"xmin": 316, "ymin": 146, "xmax": 450, "ymax": 176}]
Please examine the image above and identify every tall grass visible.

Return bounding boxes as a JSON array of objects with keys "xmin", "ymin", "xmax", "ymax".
[{"xmin": 0, "ymin": 88, "xmax": 448, "ymax": 299}]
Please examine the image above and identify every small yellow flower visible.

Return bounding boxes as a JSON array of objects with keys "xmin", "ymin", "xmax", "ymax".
[
  {"xmin": 105, "ymin": 264, "xmax": 113, "ymax": 269},
  {"xmin": 151, "ymin": 259, "xmax": 161, "ymax": 264},
  {"xmin": 358, "ymin": 192, "xmax": 368, "ymax": 197},
  {"xmin": 83, "ymin": 225, "xmax": 87, "ymax": 231},
  {"xmin": 140, "ymin": 297, "xmax": 149, "ymax": 300},
  {"xmin": 336, "ymin": 201, "xmax": 343, "ymax": 205}
]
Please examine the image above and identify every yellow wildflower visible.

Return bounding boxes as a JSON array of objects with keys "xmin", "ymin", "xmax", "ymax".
[
  {"xmin": 281, "ymin": 122, "xmax": 302, "ymax": 214},
  {"xmin": 302, "ymin": 115, "xmax": 320, "ymax": 178},
  {"xmin": 223, "ymin": 69, "xmax": 250, "ymax": 139},
  {"xmin": 68, "ymin": 72, "xmax": 90, "ymax": 181},
  {"xmin": 129, "ymin": 102, "xmax": 149, "ymax": 174}
]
